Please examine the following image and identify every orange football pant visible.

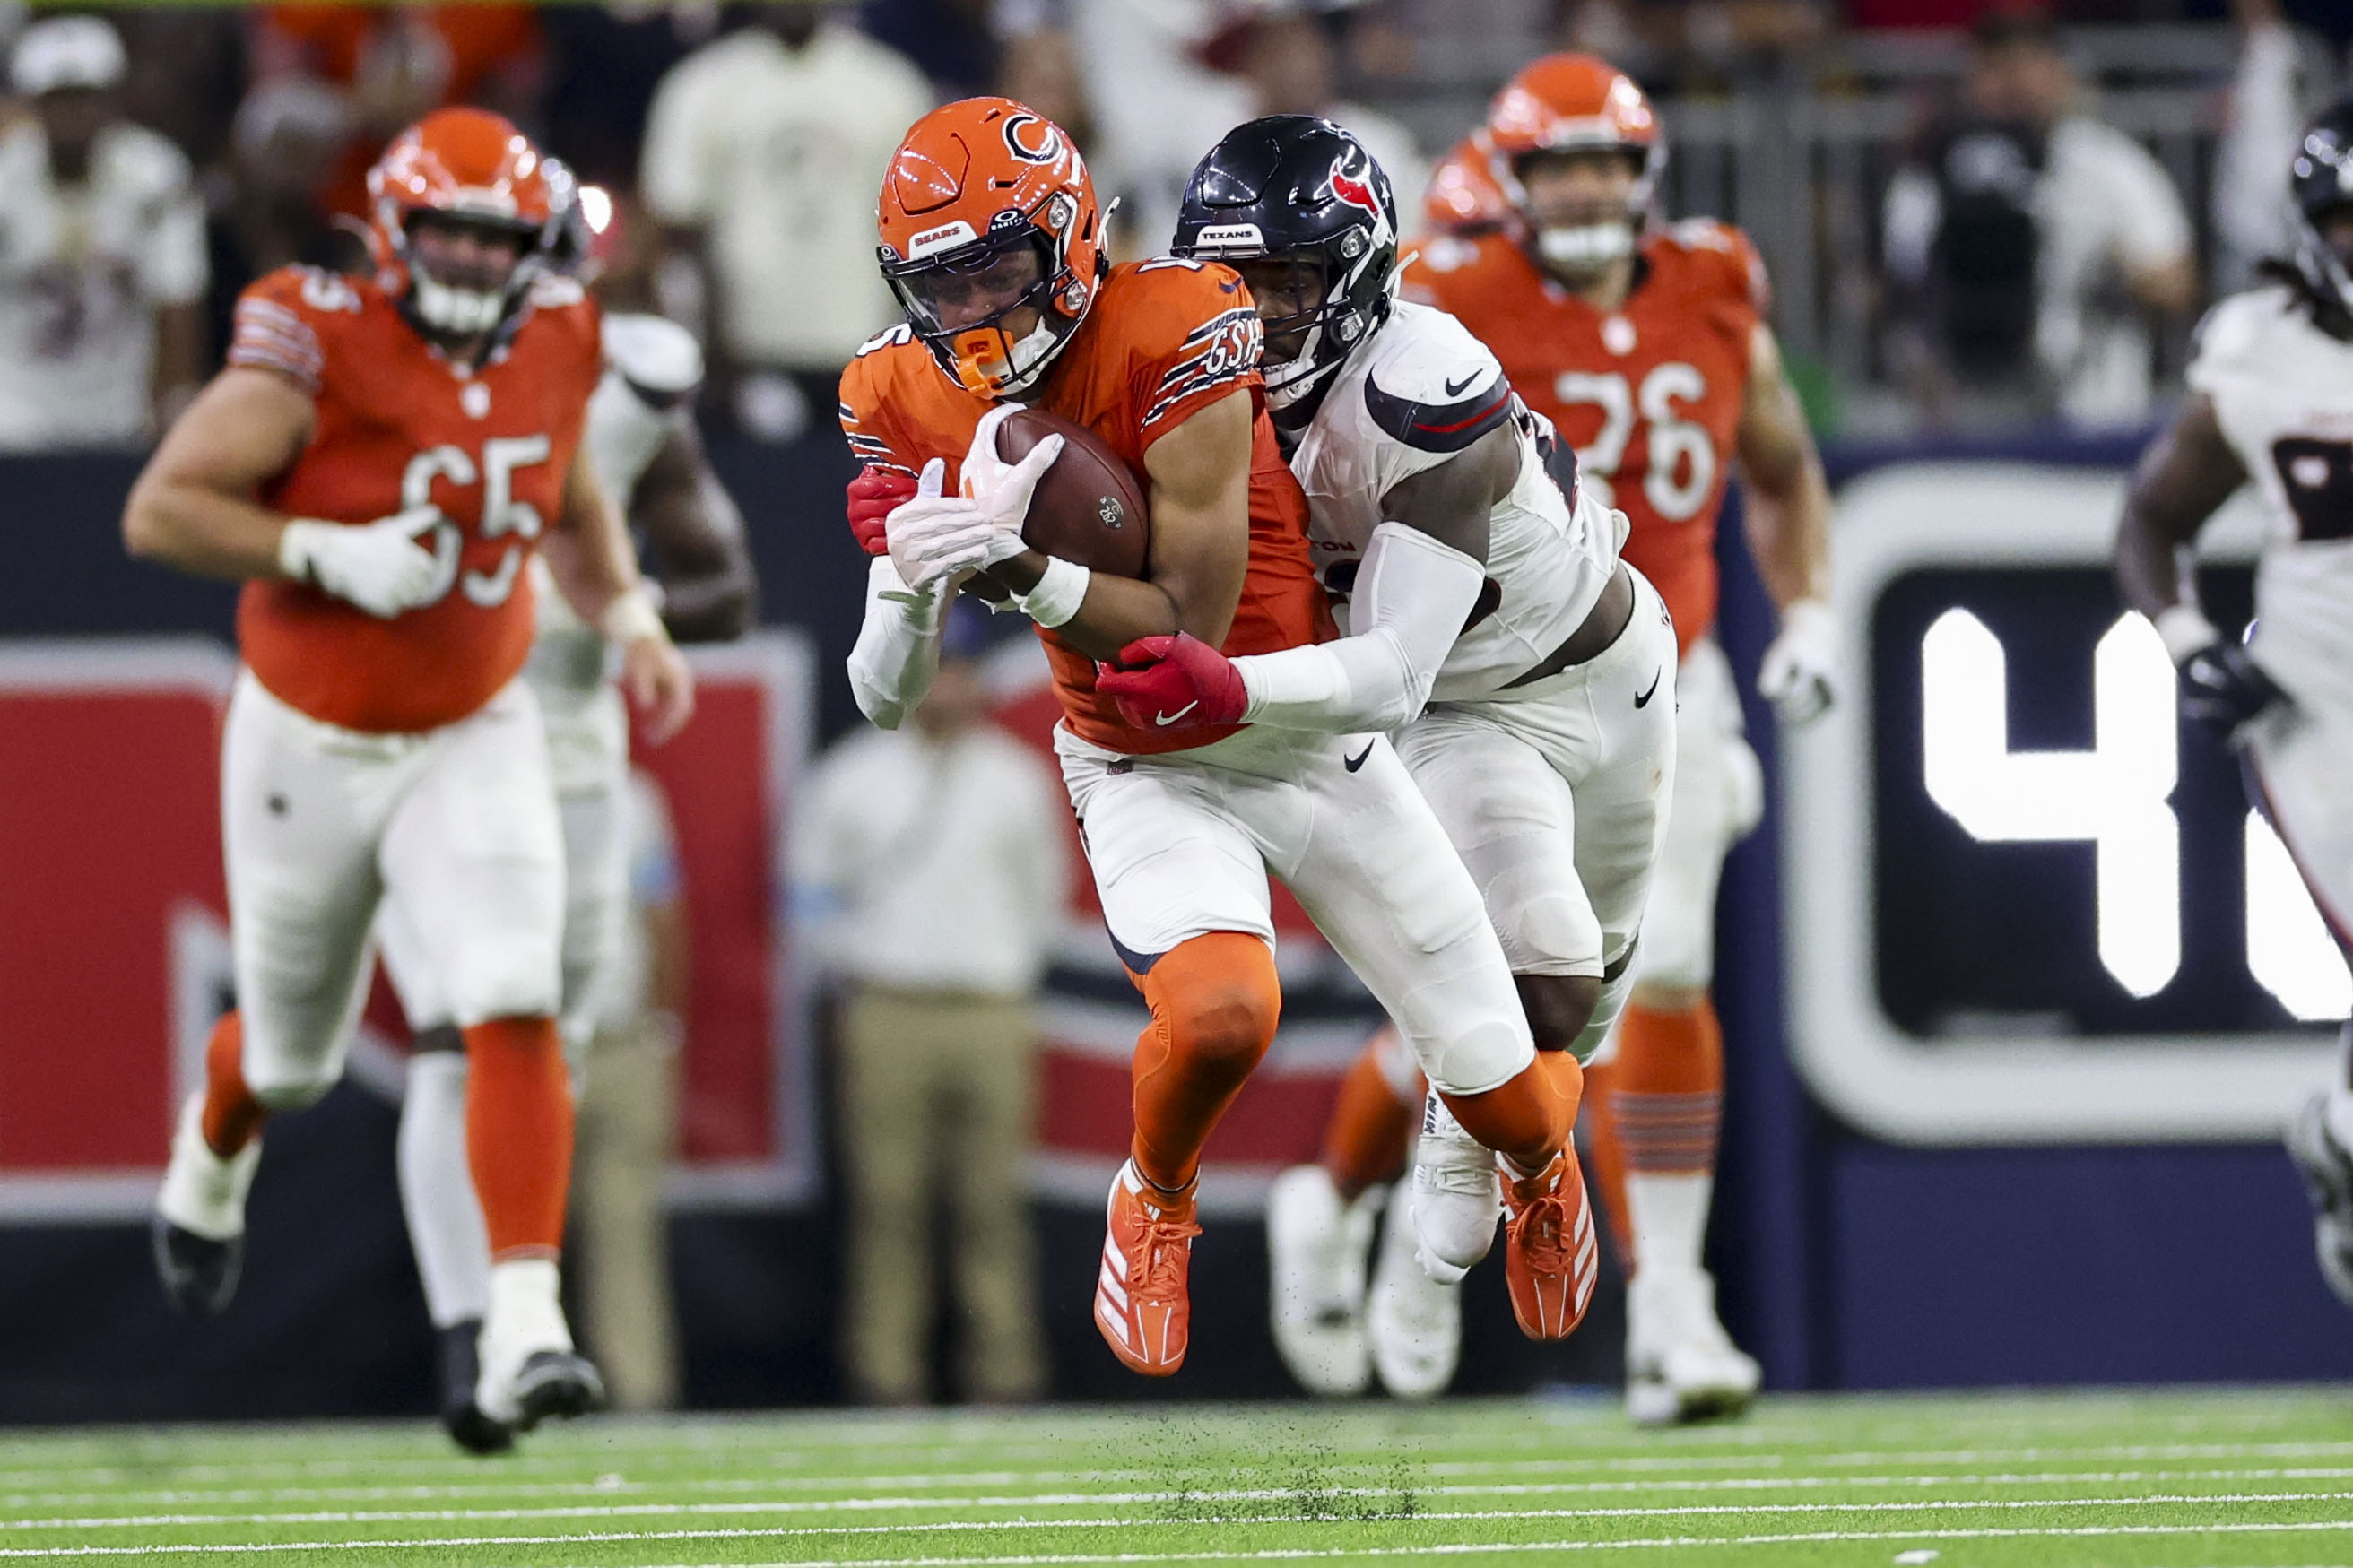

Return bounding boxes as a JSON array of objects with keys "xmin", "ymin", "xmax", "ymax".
[
  {"xmin": 1318, "ymin": 1033, "xmax": 1416, "ymax": 1202},
  {"xmin": 465, "ymin": 1016, "xmax": 573, "ymax": 1260},
  {"xmin": 1442, "ymin": 1049, "xmax": 1584, "ymax": 1174},
  {"xmin": 1609, "ymin": 999, "xmax": 1724, "ymax": 1174},
  {"xmin": 199, "ymin": 1011, "xmax": 265, "ymax": 1157},
  {"xmin": 1127, "ymin": 931, "xmax": 1282, "ymax": 1193}
]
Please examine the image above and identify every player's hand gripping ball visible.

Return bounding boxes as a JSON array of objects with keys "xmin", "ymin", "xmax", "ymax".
[
  {"xmin": 1098, "ymin": 633, "xmax": 1247, "ymax": 731},
  {"xmin": 986, "ymin": 406, "xmax": 1150, "ymax": 578}
]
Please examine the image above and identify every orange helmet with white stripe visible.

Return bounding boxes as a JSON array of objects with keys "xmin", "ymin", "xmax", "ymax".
[
  {"xmin": 366, "ymin": 107, "xmax": 563, "ymax": 336},
  {"xmin": 1483, "ymin": 54, "xmax": 1662, "ymax": 274},
  {"xmin": 875, "ymin": 97, "xmax": 1107, "ymax": 399},
  {"xmin": 1422, "ymin": 131, "xmax": 1513, "ymax": 237}
]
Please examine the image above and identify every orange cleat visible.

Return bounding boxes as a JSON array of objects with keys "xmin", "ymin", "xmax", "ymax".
[
  {"xmin": 1095, "ymin": 1160, "xmax": 1203, "ymax": 1375},
  {"xmin": 1500, "ymin": 1147, "xmax": 1600, "ymax": 1341}
]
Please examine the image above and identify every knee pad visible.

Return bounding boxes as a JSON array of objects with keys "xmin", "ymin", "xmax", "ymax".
[
  {"xmin": 1140, "ymin": 931, "xmax": 1281, "ymax": 1072},
  {"xmin": 445, "ymin": 946, "xmax": 562, "ymax": 1031}
]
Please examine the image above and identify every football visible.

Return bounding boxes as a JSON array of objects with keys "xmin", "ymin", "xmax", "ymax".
[{"xmin": 996, "ymin": 407, "xmax": 1150, "ymax": 579}]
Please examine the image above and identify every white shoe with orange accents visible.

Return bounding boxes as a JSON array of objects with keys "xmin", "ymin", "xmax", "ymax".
[
  {"xmin": 1096, "ymin": 1160, "xmax": 1203, "ymax": 1376},
  {"xmin": 1499, "ymin": 1147, "xmax": 1600, "ymax": 1341}
]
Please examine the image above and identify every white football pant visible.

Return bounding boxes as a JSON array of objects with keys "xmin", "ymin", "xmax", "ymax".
[
  {"xmin": 1394, "ymin": 567, "xmax": 1680, "ymax": 1060},
  {"xmin": 1627, "ymin": 634, "xmax": 1763, "ymax": 998},
  {"xmin": 1056, "ymin": 723, "xmax": 1533, "ymax": 1097},
  {"xmin": 221, "ymin": 672, "xmax": 564, "ymax": 1108}
]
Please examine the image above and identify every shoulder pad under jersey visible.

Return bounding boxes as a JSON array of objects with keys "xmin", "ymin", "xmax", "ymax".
[
  {"xmin": 603, "ymin": 312, "xmax": 704, "ymax": 409},
  {"xmin": 1360, "ymin": 305, "xmax": 1513, "ymax": 455}
]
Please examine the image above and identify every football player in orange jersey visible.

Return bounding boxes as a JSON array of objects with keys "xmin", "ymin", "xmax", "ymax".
[
  {"xmin": 839, "ymin": 99, "xmax": 1597, "ymax": 1377},
  {"xmin": 123, "ymin": 108, "xmax": 694, "ymax": 1434},
  {"xmin": 1279, "ymin": 55, "xmax": 1836, "ymax": 1422}
]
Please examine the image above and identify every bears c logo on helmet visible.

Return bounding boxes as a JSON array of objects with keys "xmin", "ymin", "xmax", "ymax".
[{"xmin": 1003, "ymin": 113, "xmax": 1062, "ymax": 165}]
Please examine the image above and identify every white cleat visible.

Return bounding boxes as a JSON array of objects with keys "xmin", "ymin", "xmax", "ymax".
[
  {"xmin": 1624, "ymin": 1266, "xmax": 1761, "ymax": 1427},
  {"xmin": 1368, "ymin": 1177, "xmax": 1461, "ymax": 1399},
  {"xmin": 152, "ymin": 1091, "xmax": 260, "ymax": 1316},
  {"xmin": 475, "ymin": 1259, "xmax": 604, "ymax": 1431},
  {"xmin": 1265, "ymin": 1165, "xmax": 1376, "ymax": 1396},
  {"xmin": 1410, "ymin": 1090, "xmax": 1501, "ymax": 1280}
]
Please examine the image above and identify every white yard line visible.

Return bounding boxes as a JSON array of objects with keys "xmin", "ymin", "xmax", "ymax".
[
  {"xmin": 5, "ymin": 1489, "xmax": 2349, "ymax": 1538},
  {"xmin": 14, "ymin": 1462, "xmax": 2353, "ymax": 1512},
  {"xmin": 9, "ymin": 1513, "xmax": 2353, "ymax": 1562},
  {"xmin": 11, "ymin": 1436, "xmax": 2353, "ymax": 1493}
]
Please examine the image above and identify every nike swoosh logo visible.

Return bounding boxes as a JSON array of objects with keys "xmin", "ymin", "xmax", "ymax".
[
  {"xmin": 1443, "ymin": 371, "xmax": 1481, "ymax": 397},
  {"xmin": 1634, "ymin": 671, "xmax": 1662, "ymax": 708},
  {"xmin": 1344, "ymin": 741, "xmax": 1375, "ymax": 772},
  {"xmin": 1219, "ymin": 277, "xmax": 1242, "ymax": 293},
  {"xmin": 1154, "ymin": 701, "xmax": 1199, "ymax": 726}
]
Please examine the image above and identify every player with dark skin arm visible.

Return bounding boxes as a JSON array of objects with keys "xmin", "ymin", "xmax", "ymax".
[
  {"xmin": 2113, "ymin": 393, "xmax": 2290, "ymax": 747},
  {"xmin": 629, "ymin": 420, "xmax": 757, "ymax": 643},
  {"xmin": 1234, "ymin": 253, "xmax": 1623, "ymax": 1056}
]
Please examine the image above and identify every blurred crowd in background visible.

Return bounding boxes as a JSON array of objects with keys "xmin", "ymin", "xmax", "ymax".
[{"xmin": 5, "ymin": 0, "xmax": 2353, "ymax": 461}]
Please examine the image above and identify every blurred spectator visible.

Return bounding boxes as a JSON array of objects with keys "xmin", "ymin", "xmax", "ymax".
[
  {"xmin": 571, "ymin": 767, "xmax": 691, "ymax": 1413},
  {"xmin": 795, "ymin": 615, "xmax": 1066, "ymax": 1407},
  {"xmin": 249, "ymin": 4, "xmax": 545, "ymax": 220},
  {"xmin": 203, "ymin": 76, "xmax": 361, "ymax": 364},
  {"xmin": 537, "ymin": 4, "xmax": 716, "ymax": 192},
  {"xmin": 1880, "ymin": 9, "xmax": 2195, "ymax": 430},
  {"xmin": 639, "ymin": 1, "xmax": 932, "ymax": 441},
  {"xmin": 1068, "ymin": 0, "xmax": 1255, "ymax": 259},
  {"xmin": 0, "ymin": 16, "xmax": 207, "ymax": 451},
  {"xmin": 2210, "ymin": 0, "xmax": 2340, "ymax": 294},
  {"xmin": 1218, "ymin": 6, "xmax": 1428, "ymax": 228},
  {"xmin": 864, "ymin": 0, "xmax": 1001, "ymax": 94}
]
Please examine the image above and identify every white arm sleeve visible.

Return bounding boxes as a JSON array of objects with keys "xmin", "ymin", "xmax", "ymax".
[
  {"xmin": 1234, "ymin": 521, "xmax": 1484, "ymax": 732},
  {"xmin": 847, "ymin": 555, "xmax": 948, "ymax": 730}
]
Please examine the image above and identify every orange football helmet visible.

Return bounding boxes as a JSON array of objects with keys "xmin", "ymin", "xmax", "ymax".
[
  {"xmin": 367, "ymin": 107, "xmax": 562, "ymax": 335},
  {"xmin": 1483, "ymin": 54, "xmax": 1662, "ymax": 271},
  {"xmin": 1422, "ymin": 132, "xmax": 1512, "ymax": 237},
  {"xmin": 876, "ymin": 97, "xmax": 1107, "ymax": 399}
]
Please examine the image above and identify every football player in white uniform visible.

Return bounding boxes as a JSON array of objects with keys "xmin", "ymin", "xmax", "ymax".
[
  {"xmin": 2114, "ymin": 98, "xmax": 2353, "ymax": 1315},
  {"xmin": 373, "ymin": 183, "xmax": 754, "ymax": 1451},
  {"xmin": 1102, "ymin": 117, "xmax": 1675, "ymax": 1397}
]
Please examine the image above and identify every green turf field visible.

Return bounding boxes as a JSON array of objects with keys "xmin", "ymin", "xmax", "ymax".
[{"xmin": 4, "ymin": 1388, "xmax": 2352, "ymax": 1565}]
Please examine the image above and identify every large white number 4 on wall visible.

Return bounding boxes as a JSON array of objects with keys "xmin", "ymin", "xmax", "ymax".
[{"xmin": 1921, "ymin": 608, "xmax": 2179, "ymax": 998}]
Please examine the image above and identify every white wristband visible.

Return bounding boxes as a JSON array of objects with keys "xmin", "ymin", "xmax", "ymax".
[
  {"xmin": 1012, "ymin": 555, "xmax": 1090, "ymax": 629},
  {"xmin": 2153, "ymin": 603, "xmax": 2220, "ymax": 665},
  {"xmin": 276, "ymin": 519, "xmax": 328, "ymax": 580},
  {"xmin": 600, "ymin": 586, "xmax": 665, "ymax": 645}
]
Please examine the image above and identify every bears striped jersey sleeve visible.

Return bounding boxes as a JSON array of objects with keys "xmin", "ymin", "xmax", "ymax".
[
  {"xmin": 226, "ymin": 267, "xmax": 339, "ymax": 396},
  {"xmin": 839, "ymin": 324, "xmax": 924, "ymax": 478},
  {"xmin": 1124, "ymin": 259, "xmax": 1265, "ymax": 448}
]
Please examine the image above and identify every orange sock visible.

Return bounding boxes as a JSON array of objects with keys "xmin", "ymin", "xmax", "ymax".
[
  {"xmin": 464, "ymin": 1016, "xmax": 573, "ymax": 1260},
  {"xmin": 1128, "ymin": 931, "xmax": 1281, "ymax": 1192},
  {"xmin": 1611, "ymin": 1000, "xmax": 1724, "ymax": 1177},
  {"xmin": 1578, "ymin": 1054, "xmax": 1634, "ymax": 1266},
  {"xmin": 1319, "ymin": 1029, "xmax": 1419, "ymax": 1201},
  {"xmin": 1441, "ymin": 1050, "xmax": 1583, "ymax": 1174},
  {"xmin": 199, "ymin": 1011, "xmax": 266, "ymax": 1157}
]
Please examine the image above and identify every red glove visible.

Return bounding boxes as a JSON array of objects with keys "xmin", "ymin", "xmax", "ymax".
[
  {"xmin": 1096, "ymin": 634, "xmax": 1248, "ymax": 731},
  {"xmin": 846, "ymin": 466, "xmax": 917, "ymax": 557}
]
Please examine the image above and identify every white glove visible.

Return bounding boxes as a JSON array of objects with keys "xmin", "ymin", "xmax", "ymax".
[
  {"xmin": 278, "ymin": 506, "xmax": 445, "ymax": 619},
  {"xmin": 884, "ymin": 458, "xmax": 998, "ymax": 591},
  {"xmin": 1758, "ymin": 598, "xmax": 1837, "ymax": 726},
  {"xmin": 884, "ymin": 417, "xmax": 1066, "ymax": 590}
]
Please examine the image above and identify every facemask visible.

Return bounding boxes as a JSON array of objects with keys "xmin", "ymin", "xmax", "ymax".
[
  {"xmin": 411, "ymin": 270, "xmax": 508, "ymax": 334},
  {"xmin": 1536, "ymin": 219, "xmax": 1635, "ymax": 274}
]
